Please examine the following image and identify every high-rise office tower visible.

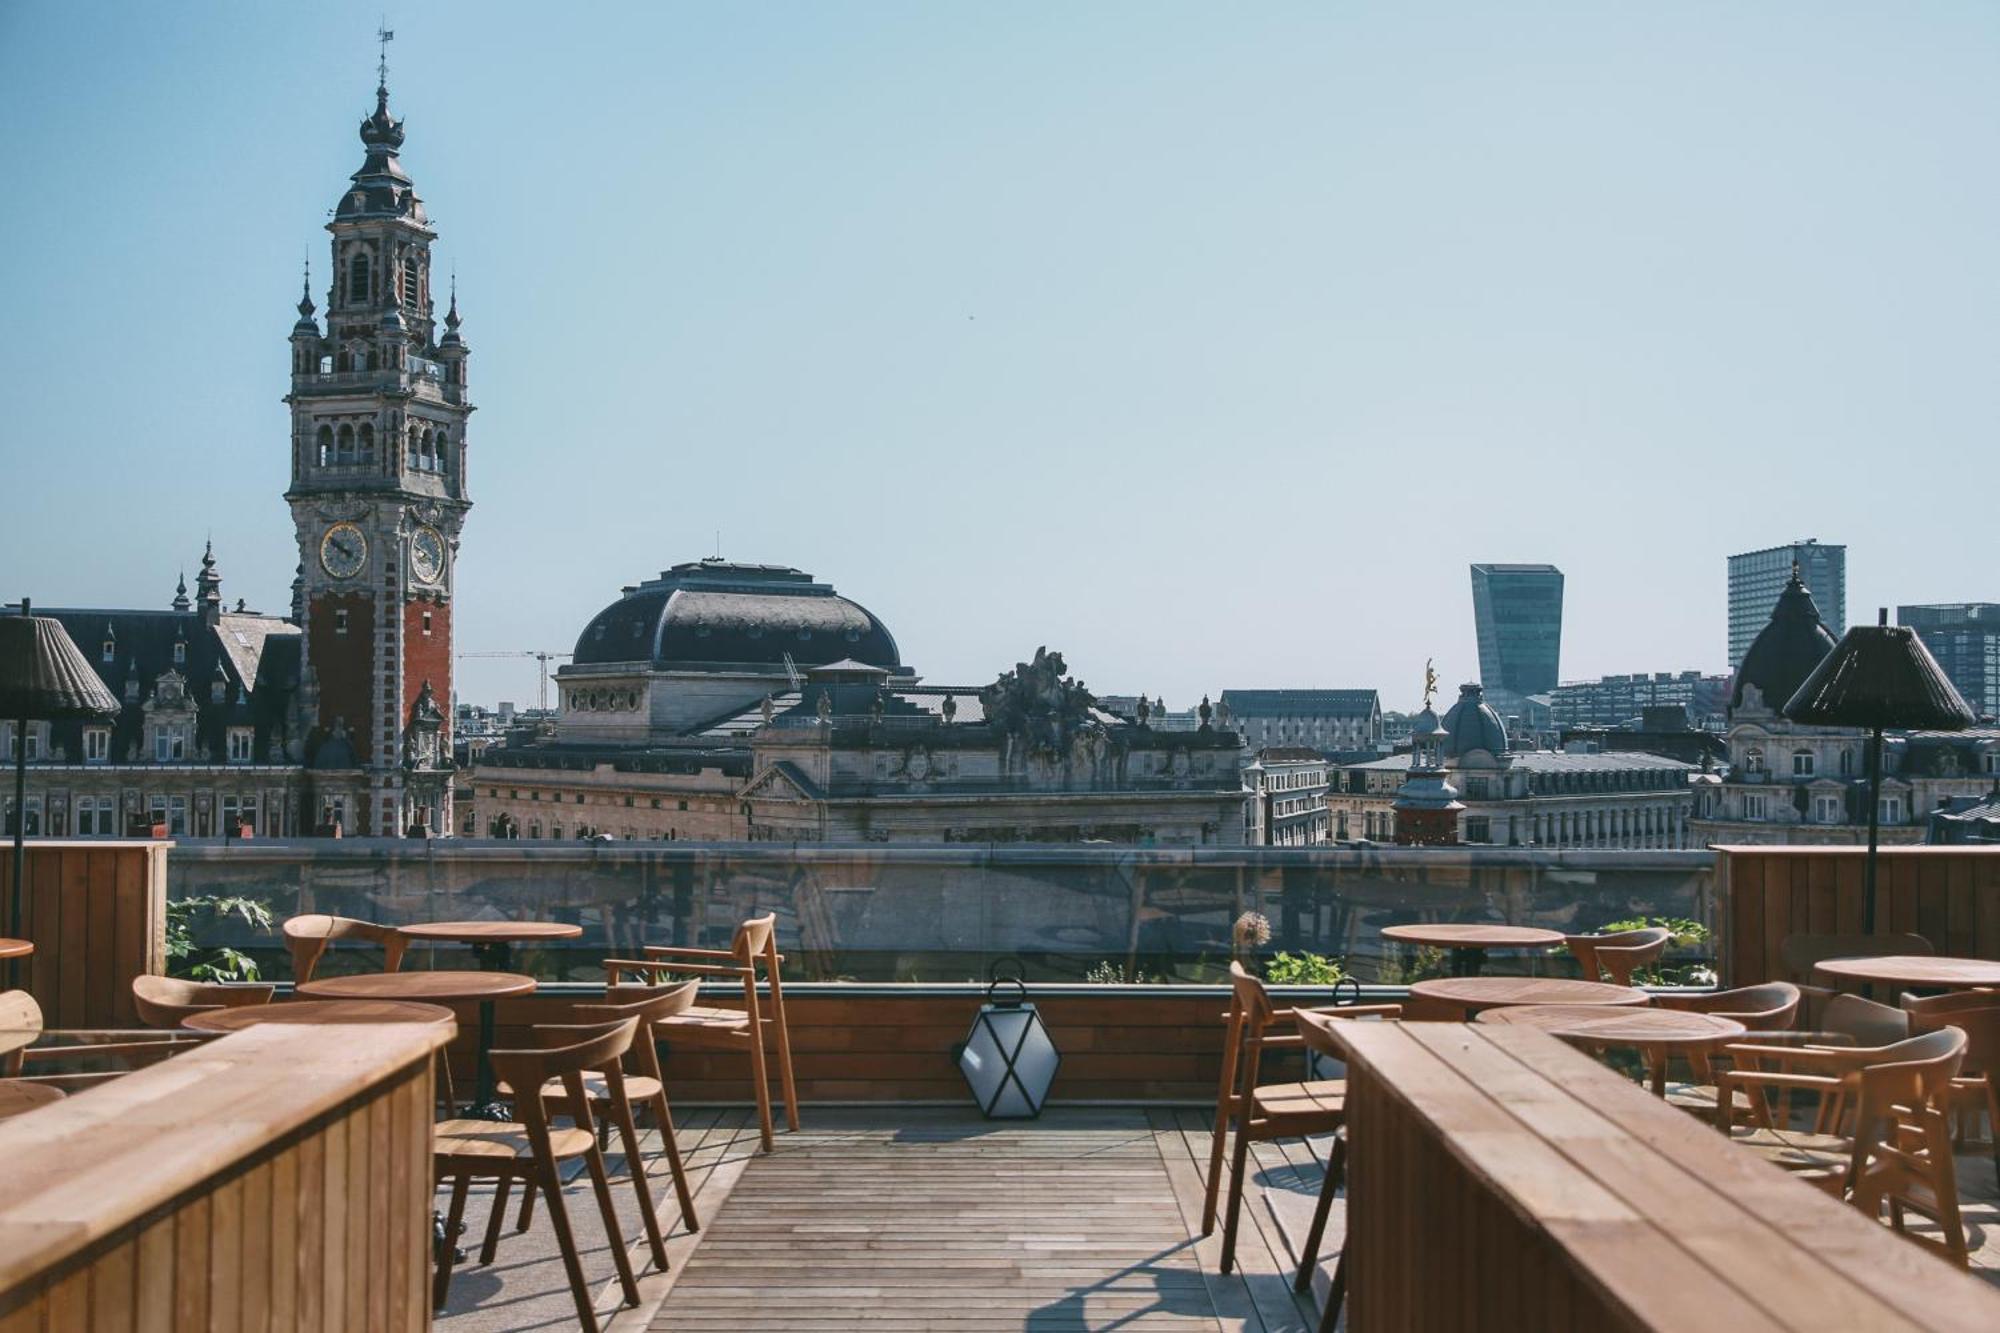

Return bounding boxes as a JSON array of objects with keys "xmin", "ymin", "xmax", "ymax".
[
  {"xmin": 1728, "ymin": 540, "xmax": 1844, "ymax": 670},
  {"xmin": 1898, "ymin": 604, "xmax": 2000, "ymax": 720},
  {"xmin": 1469, "ymin": 564, "xmax": 1564, "ymax": 699}
]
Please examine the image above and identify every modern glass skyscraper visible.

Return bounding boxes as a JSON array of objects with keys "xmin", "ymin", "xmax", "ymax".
[
  {"xmin": 1899, "ymin": 604, "xmax": 2000, "ymax": 721},
  {"xmin": 1727, "ymin": 540, "xmax": 1845, "ymax": 670},
  {"xmin": 1469, "ymin": 564, "xmax": 1564, "ymax": 698}
]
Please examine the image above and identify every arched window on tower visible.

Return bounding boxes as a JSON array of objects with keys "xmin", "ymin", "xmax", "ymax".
[
  {"xmin": 435, "ymin": 433, "xmax": 450, "ymax": 475},
  {"xmin": 403, "ymin": 256, "xmax": 421, "ymax": 312},
  {"xmin": 336, "ymin": 423, "xmax": 355, "ymax": 464},
  {"xmin": 315, "ymin": 424, "xmax": 333, "ymax": 466},
  {"xmin": 407, "ymin": 424, "xmax": 421, "ymax": 469},
  {"xmin": 357, "ymin": 422, "xmax": 375, "ymax": 462},
  {"xmin": 420, "ymin": 428, "xmax": 434, "ymax": 470},
  {"xmin": 349, "ymin": 252, "xmax": 371, "ymax": 305}
]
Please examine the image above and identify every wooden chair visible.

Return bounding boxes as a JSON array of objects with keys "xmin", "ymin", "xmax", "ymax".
[
  {"xmin": 281, "ymin": 913, "xmax": 410, "ymax": 983},
  {"xmin": 1651, "ymin": 982, "xmax": 1801, "ymax": 1115},
  {"xmin": 129, "ymin": 975, "xmax": 275, "ymax": 1029},
  {"xmin": 1201, "ymin": 962, "xmax": 1400, "ymax": 1278},
  {"xmin": 505, "ymin": 979, "xmax": 704, "ymax": 1258},
  {"xmin": 3, "ymin": 989, "xmax": 201, "ymax": 1092},
  {"xmin": 1563, "ymin": 927, "xmax": 1671, "ymax": 986},
  {"xmin": 618, "ymin": 912, "xmax": 799, "ymax": 1151},
  {"xmin": 1, "ymin": 989, "xmax": 43, "ymax": 1076},
  {"xmin": 1902, "ymin": 989, "xmax": 2000, "ymax": 1189},
  {"xmin": 1720, "ymin": 1026, "xmax": 1971, "ymax": 1266},
  {"xmin": 434, "ymin": 1017, "xmax": 645, "ymax": 1329}
]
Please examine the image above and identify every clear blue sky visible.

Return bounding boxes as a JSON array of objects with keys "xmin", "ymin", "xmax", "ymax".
[{"xmin": 3, "ymin": 3, "xmax": 1996, "ymax": 710}]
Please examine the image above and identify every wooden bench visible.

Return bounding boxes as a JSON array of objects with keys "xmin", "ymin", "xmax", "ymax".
[{"xmin": 1335, "ymin": 1021, "xmax": 2000, "ymax": 1332}]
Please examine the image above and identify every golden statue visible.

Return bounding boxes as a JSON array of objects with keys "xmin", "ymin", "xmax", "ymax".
[{"xmin": 1422, "ymin": 657, "xmax": 1438, "ymax": 711}]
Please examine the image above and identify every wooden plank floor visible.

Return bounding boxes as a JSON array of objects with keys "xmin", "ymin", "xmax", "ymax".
[{"xmin": 644, "ymin": 1107, "xmax": 1322, "ymax": 1332}]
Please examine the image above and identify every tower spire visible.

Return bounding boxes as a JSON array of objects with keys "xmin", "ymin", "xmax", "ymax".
[{"xmin": 376, "ymin": 20, "xmax": 394, "ymax": 100}]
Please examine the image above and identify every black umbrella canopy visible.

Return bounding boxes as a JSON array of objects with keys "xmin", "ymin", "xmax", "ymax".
[
  {"xmin": 1782, "ymin": 619, "xmax": 1975, "ymax": 732},
  {"xmin": 0, "ymin": 608, "xmax": 121, "ymax": 720}
]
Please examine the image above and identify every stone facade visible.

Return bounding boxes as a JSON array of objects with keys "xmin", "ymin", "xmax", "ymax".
[
  {"xmin": 1242, "ymin": 748, "xmax": 1331, "ymax": 846},
  {"xmin": 1220, "ymin": 689, "xmax": 1382, "ymax": 755}
]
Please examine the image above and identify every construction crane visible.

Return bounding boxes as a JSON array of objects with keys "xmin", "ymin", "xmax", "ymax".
[{"xmin": 457, "ymin": 650, "xmax": 573, "ymax": 712}]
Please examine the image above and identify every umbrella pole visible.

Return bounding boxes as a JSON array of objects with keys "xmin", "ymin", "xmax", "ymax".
[
  {"xmin": 1862, "ymin": 724, "xmax": 1883, "ymax": 936},
  {"xmin": 8, "ymin": 708, "xmax": 24, "ymax": 989}
]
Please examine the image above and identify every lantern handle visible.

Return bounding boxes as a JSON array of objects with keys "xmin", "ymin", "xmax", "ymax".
[
  {"xmin": 988, "ymin": 955, "xmax": 1025, "ymax": 985},
  {"xmin": 986, "ymin": 975, "xmax": 1028, "ymax": 1008},
  {"xmin": 1328, "ymin": 976, "xmax": 1361, "ymax": 1007}
]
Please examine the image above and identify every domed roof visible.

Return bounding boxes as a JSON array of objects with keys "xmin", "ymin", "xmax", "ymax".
[
  {"xmin": 1731, "ymin": 570, "xmax": 1837, "ymax": 713},
  {"xmin": 571, "ymin": 560, "xmax": 902, "ymax": 673},
  {"xmin": 1441, "ymin": 682, "xmax": 1509, "ymax": 758}
]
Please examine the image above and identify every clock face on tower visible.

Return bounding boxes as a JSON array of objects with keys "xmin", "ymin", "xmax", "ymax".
[
  {"xmin": 410, "ymin": 527, "xmax": 446, "ymax": 584},
  {"xmin": 319, "ymin": 522, "xmax": 368, "ymax": 579}
]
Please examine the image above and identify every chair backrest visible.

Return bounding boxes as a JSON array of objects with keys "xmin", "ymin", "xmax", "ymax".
[
  {"xmin": 1662, "ymin": 982, "xmax": 1800, "ymax": 1031},
  {"xmin": 1777, "ymin": 932, "xmax": 1933, "ymax": 983},
  {"xmin": 130, "ymin": 975, "xmax": 276, "ymax": 1028},
  {"xmin": 1852, "ymin": 1026, "xmax": 1967, "ymax": 1116},
  {"xmin": 1823, "ymin": 993, "xmax": 1911, "ymax": 1048},
  {"xmin": 0, "ymin": 990, "xmax": 44, "ymax": 1075},
  {"xmin": 574, "ymin": 980, "xmax": 701, "ymax": 1034},
  {"xmin": 281, "ymin": 914, "xmax": 409, "ymax": 983},
  {"xmin": 730, "ymin": 913, "xmax": 779, "ymax": 971},
  {"xmin": 1905, "ymin": 990, "xmax": 2000, "ymax": 1076},
  {"xmin": 1565, "ymin": 928, "xmax": 1672, "ymax": 985},
  {"xmin": 490, "ymin": 1017, "xmax": 642, "ymax": 1133}
]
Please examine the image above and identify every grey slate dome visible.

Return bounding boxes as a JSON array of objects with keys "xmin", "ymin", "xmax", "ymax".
[
  {"xmin": 572, "ymin": 560, "xmax": 902, "ymax": 673},
  {"xmin": 1441, "ymin": 682, "xmax": 1509, "ymax": 758},
  {"xmin": 1731, "ymin": 570, "xmax": 1837, "ymax": 712}
]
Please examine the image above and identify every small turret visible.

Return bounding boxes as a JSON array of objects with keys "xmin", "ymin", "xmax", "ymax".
[
  {"xmin": 195, "ymin": 541, "xmax": 222, "ymax": 624},
  {"xmin": 171, "ymin": 572, "xmax": 190, "ymax": 613},
  {"xmin": 291, "ymin": 262, "xmax": 322, "ymax": 375}
]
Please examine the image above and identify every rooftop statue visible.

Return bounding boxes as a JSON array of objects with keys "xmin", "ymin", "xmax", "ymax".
[{"xmin": 979, "ymin": 646, "xmax": 1099, "ymax": 764}]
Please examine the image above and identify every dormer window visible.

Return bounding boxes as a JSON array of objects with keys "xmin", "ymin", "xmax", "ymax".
[
  {"xmin": 226, "ymin": 727, "xmax": 253, "ymax": 763},
  {"xmin": 102, "ymin": 639, "xmax": 115, "ymax": 663},
  {"xmin": 84, "ymin": 727, "xmax": 109, "ymax": 763},
  {"xmin": 172, "ymin": 641, "xmax": 186, "ymax": 665}
]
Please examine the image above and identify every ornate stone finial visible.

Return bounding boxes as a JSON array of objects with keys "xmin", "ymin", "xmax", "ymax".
[
  {"xmin": 296, "ymin": 259, "xmax": 316, "ymax": 320},
  {"xmin": 941, "ymin": 692, "xmax": 957, "ymax": 723},
  {"xmin": 816, "ymin": 690, "xmax": 833, "ymax": 724},
  {"xmin": 1198, "ymin": 695, "xmax": 1213, "ymax": 730},
  {"xmin": 760, "ymin": 693, "xmax": 775, "ymax": 725},
  {"xmin": 171, "ymin": 572, "xmax": 190, "ymax": 612},
  {"xmin": 444, "ymin": 273, "xmax": 461, "ymax": 331},
  {"xmin": 1136, "ymin": 695, "xmax": 1151, "ymax": 727},
  {"xmin": 1422, "ymin": 657, "xmax": 1439, "ymax": 711},
  {"xmin": 1216, "ymin": 698, "xmax": 1231, "ymax": 728},
  {"xmin": 869, "ymin": 690, "xmax": 887, "ymax": 719}
]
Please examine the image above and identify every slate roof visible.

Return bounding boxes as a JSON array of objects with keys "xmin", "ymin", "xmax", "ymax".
[
  {"xmin": 1344, "ymin": 750, "xmax": 1695, "ymax": 775},
  {"xmin": 1732, "ymin": 571, "xmax": 1837, "ymax": 712},
  {"xmin": 570, "ymin": 560, "xmax": 902, "ymax": 674},
  {"xmin": 1220, "ymin": 689, "xmax": 1380, "ymax": 717},
  {"xmin": 1, "ymin": 605, "xmax": 302, "ymax": 765}
]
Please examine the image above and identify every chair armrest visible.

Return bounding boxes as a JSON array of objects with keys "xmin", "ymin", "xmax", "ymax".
[
  {"xmin": 1717, "ymin": 1069, "xmax": 1850, "ymax": 1093},
  {"xmin": 1260, "ymin": 1034, "xmax": 1305, "ymax": 1050},
  {"xmin": 631, "ymin": 961, "xmax": 753, "ymax": 978},
  {"xmin": 641, "ymin": 946, "xmax": 740, "ymax": 960}
]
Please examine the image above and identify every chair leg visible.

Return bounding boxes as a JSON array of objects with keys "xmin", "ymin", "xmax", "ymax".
[
  {"xmin": 1219, "ymin": 1121, "xmax": 1254, "ymax": 1275},
  {"xmin": 1320, "ymin": 1245, "xmax": 1347, "ymax": 1333},
  {"xmin": 515, "ymin": 1173, "xmax": 536, "ymax": 1232},
  {"xmin": 771, "ymin": 1011, "xmax": 801, "ymax": 1132},
  {"xmin": 608, "ymin": 1093, "xmax": 670, "ymax": 1272},
  {"xmin": 579, "ymin": 1136, "xmax": 642, "ymax": 1307},
  {"xmin": 433, "ymin": 1174, "xmax": 471, "ymax": 1314},
  {"xmin": 650, "ymin": 1088, "xmax": 700, "ymax": 1232},
  {"xmin": 436, "ymin": 1050, "xmax": 458, "ymax": 1117},
  {"xmin": 745, "ymin": 1031, "xmax": 776, "ymax": 1152},
  {"xmin": 1295, "ymin": 1134, "xmax": 1345, "ymax": 1292},
  {"xmin": 480, "ymin": 1177, "xmax": 512, "ymax": 1266},
  {"xmin": 535, "ymin": 1156, "xmax": 601, "ymax": 1333}
]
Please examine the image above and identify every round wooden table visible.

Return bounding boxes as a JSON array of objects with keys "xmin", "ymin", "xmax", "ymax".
[
  {"xmin": 1410, "ymin": 976, "xmax": 1650, "ymax": 1019},
  {"xmin": 0, "ymin": 939, "xmax": 33, "ymax": 960},
  {"xmin": 1380, "ymin": 924, "xmax": 1565, "ymax": 977},
  {"xmin": 1811, "ymin": 955, "xmax": 2000, "ymax": 990},
  {"xmin": 398, "ymin": 920, "xmax": 583, "ymax": 972},
  {"xmin": 181, "ymin": 999, "xmax": 458, "ymax": 1033},
  {"xmin": 0, "ymin": 1081, "xmax": 64, "ymax": 1122},
  {"xmin": 297, "ymin": 970, "xmax": 536, "ymax": 1109},
  {"xmin": 1478, "ymin": 1004, "xmax": 1745, "ymax": 1094}
]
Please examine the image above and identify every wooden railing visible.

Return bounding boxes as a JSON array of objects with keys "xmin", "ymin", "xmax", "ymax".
[
  {"xmin": 0, "ymin": 840, "xmax": 169, "ymax": 1028},
  {"xmin": 0, "ymin": 1021, "xmax": 445, "ymax": 1331},
  {"xmin": 1338, "ymin": 1021, "xmax": 2000, "ymax": 1331},
  {"xmin": 1715, "ymin": 845, "xmax": 2000, "ymax": 986}
]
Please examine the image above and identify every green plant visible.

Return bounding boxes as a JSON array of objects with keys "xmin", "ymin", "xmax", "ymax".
[
  {"xmin": 165, "ymin": 894, "xmax": 272, "ymax": 983},
  {"xmin": 1382, "ymin": 944, "xmax": 1448, "ymax": 985},
  {"xmin": 1263, "ymin": 951, "xmax": 1345, "ymax": 986}
]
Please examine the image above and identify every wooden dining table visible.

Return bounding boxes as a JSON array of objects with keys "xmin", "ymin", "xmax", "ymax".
[
  {"xmin": 1379, "ymin": 923, "xmax": 1565, "ymax": 977},
  {"xmin": 1408, "ymin": 975, "xmax": 1650, "ymax": 1020},
  {"xmin": 398, "ymin": 920, "xmax": 583, "ymax": 973},
  {"xmin": 296, "ymin": 970, "xmax": 535, "ymax": 1111},
  {"xmin": 1478, "ymin": 1004, "xmax": 1747, "ymax": 1095},
  {"xmin": 1811, "ymin": 954, "xmax": 2000, "ymax": 990},
  {"xmin": 0, "ymin": 940, "xmax": 33, "ymax": 961},
  {"xmin": 180, "ymin": 998, "xmax": 458, "ymax": 1034}
]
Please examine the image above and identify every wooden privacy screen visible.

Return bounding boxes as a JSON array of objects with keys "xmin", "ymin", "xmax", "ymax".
[
  {"xmin": 1336, "ymin": 1022, "xmax": 2000, "ymax": 1332},
  {"xmin": 0, "ymin": 1022, "xmax": 446, "ymax": 1332},
  {"xmin": 431, "ymin": 988, "xmax": 1230, "ymax": 1103},
  {"xmin": 1716, "ymin": 846, "xmax": 2000, "ymax": 986},
  {"xmin": 0, "ymin": 840, "xmax": 169, "ymax": 1028}
]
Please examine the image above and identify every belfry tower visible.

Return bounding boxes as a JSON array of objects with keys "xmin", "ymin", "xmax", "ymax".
[{"xmin": 284, "ymin": 51, "xmax": 472, "ymax": 836}]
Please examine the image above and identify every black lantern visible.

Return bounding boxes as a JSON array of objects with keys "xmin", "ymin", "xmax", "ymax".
[
  {"xmin": 0, "ymin": 599, "xmax": 120, "ymax": 981},
  {"xmin": 1783, "ymin": 609, "xmax": 1975, "ymax": 933},
  {"xmin": 957, "ymin": 961, "xmax": 1060, "ymax": 1118}
]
